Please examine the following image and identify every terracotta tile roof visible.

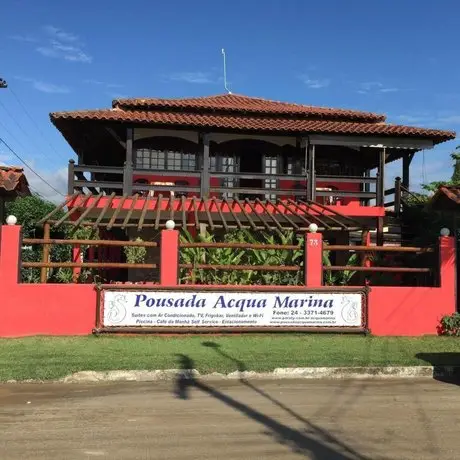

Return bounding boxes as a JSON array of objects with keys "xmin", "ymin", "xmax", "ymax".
[
  {"xmin": 0, "ymin": 166, "xmax": 31, "ymax": 196},
  {"xmin": 439, "ymin": 185, "xmax": 460, "ymax": 203},
  {"xmin": 430, "ymin": 185, "xmax": 460, "ymax": 210},
  {"xmin": 112, "ymin": 93, "xmax": 385, "ymax": 122},
  {"xmin": 51, "ymin": 107, "xmax": 455, "ymax": 143}
]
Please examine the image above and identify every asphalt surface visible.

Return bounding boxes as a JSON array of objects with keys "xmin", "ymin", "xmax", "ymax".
[{"xmin": 0, "ymin": 378, "xmax": 459, "ymax": 459}]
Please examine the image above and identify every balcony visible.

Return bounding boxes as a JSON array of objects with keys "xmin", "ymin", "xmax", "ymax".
[{"xmin": 68, "ymin": 160, "xmax": 381, "ymax": 207}]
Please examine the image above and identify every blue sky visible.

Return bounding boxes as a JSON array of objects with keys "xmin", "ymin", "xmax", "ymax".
[{"xmin": 1, "ymin": 0, "xmax": 459, "ymax": 199}]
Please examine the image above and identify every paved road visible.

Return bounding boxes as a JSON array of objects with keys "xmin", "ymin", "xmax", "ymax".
[{"xmin": 0, "ymin": 378, "xmax": 459, "ymax": 459}]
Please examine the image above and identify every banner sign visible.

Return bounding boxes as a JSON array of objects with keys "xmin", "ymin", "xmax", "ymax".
[{"xmin": 100, "ymin": 290, "xmax": 365, "ymax": 329}]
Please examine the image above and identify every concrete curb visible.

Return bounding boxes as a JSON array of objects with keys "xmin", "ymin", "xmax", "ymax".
[{"xmin": 52, "ymin": 366, "xmax": 460, "ymax": 383}]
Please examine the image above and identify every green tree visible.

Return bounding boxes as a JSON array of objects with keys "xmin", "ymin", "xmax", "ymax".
[
  {"xmin": 422, "ymin": 145, "xmax": 460, "ymax": 192},
  {"xmin": 5, "ymin": 195, "xmax": 70, "ymax": 282}
]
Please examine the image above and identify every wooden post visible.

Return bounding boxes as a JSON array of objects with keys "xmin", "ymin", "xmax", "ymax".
[
  {"xmin": 402, "ymin": 153, "xmax": 413, "ymax": 190},
  {"xmin": 200, "ymin": 134, "xmax": 210, "ymax": 198},
  {"xmin": 40, "ymin": 222, "xmax": 51, "ymax": 283},
  {"xmin": 360, "ymin": 229, "xmax": 371, "ymax": 285},
  {"xmin": 123, "ymin": 127, "xmax": 134, "ymax": 195},
  {"xmin": 0, "ymin": 197, "xmax": 4, "ymax": 226},
  {"xmin": 377, "ymin": 147, "xmax": 385, "ymax": 206},
  {"xmin": 394, "ymin": 177, "xmax": 402, "ymax": 217},
  {"xmin": 376, "ymin": 216, "xmax": 384, "ymax": 247},
  {"xmin": 304, "ymin": 139, "xmax": 310, "ymax": 200},
  {"xmin": 68, "ymin": 159, "xmax": 75, "ymax": 195},
  {"xmin": 307, "ymin": 144, "xmax": 316, "ymax": 201},
  {"xmin": 363, "ymin": 169, "xmax": 370, "ymax": 206}
]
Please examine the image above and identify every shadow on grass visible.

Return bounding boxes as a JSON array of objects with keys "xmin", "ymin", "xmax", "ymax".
[
  {"xmin": 173, "ymin": 343, "xmax": 368, "ymax": 459},
  {"xmin": 416, "ymin": 353, "xmax": 460, "ymax": 386}
]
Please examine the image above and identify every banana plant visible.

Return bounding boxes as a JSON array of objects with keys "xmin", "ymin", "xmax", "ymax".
[{"xmin": 323, "ymin": 251, "xmax": 359, "ymax": 286}]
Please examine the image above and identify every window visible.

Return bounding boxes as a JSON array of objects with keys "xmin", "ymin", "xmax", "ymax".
[
  {"xmin": 286, "ymin": 157, "xmax": 303, "ymax": 175},
  {"xmin": 182, "ymin": 153, "xmax": 196, "ymax": 171},
  {"xmin": 211, "ymin": 153, "xmax": 238, "ymax": 199},
  {"xmin": 264, "ymin": 156, "xmax": 278, "ymax": 200},
  {"xmin": 135, "ymin": 149, "xmax": 196, "ymax": 171},
  {"xmin": 135, "ymin": 149, "xmax": 165, "ymax": 169},
  {"xmin": 167, "ymin": 151, "xmax": 182, "ymax": 170}
]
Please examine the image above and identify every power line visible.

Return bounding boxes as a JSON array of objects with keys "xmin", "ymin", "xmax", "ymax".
[
  {"xmin": 0, "ymin": 136, "xmax": 64, "ymax": 197},
  {"xmin": 9, "ymin": 87, "xmax": 65, "ymax": 161},
  {"xmin": 28, "ymin": 185, "xmax": 45, "ymax": 198},
  {"xmin": 0, "ymin": 114, "xmax": 31, "ymax": 154},
  {"xmin": 0, "ymin": 98, "xmax": 57, "ymax": 164}
]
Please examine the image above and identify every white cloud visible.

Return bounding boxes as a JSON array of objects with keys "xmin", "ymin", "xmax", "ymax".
[
  {"xmin": 108, "ymin": 92, "xmax": 128, "ymax": 99},
  {"xmin": 396, "ymin": 115, "xmax": 428, "ymax": 124},
  {"xmin": 169, "ymin": 72, "xmax": 215, "ymax": 84},
  {"xmin": 11, "ymin": 25, "xmax": 92, "ymax": 63},
  {"xmin": 357, "ymin": 81, "xmax": 400, "ymax": 94},
  {"xmin": 437, "ymin": 115, "xmax": 460, "ymax": 125},
  {"xmin": 43, "ymin": 25, "xmax": 79, "ymax": 42},
  {"xmin": 299, "ymin": 75, "xmax": 331, "ymax": 89},
  {"xmin": 27, "ymin": 167, "xmax": 67, "ymax": 203},
  {"xmin": 360, "ymin": 81, "xmax": 383, "ymax": 91},
  {"xmin": 379, "ymin": 88, "xmax": 399, "ymax": 93},
  {"xmin": 31, "ymin": 25, "xmax": 93, "ymax": 63},
  {"xmin": 0, "ymin": 153, "xmax": 13, "ymax": 166},
  {"xmin": 33, "ymin": 81, "xmax": 70, "ymax": 94},
  {"xmin": 37, "ymin": 40, "xmax": 92, "ymax": 63},
  {"xmin": 9, "ymin": 34, "xmax": 37, "ymax": 43},
  {"xmin": 15, "ymin": 77, "xmax": 70, "ymax": 94},
  {"xmin": 84, "ymin": 79, "xmax": 123, "ymax": 88}
]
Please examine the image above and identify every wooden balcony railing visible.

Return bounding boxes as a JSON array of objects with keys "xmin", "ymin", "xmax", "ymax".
[{"xmin": 68, "ymin": 160, "xmax": 379, "ymax": 204}]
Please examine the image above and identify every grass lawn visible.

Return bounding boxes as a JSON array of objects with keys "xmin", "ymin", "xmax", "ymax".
[{"xmin": 0, "ymin": 335, "xmax": 460, "ymax": 381}]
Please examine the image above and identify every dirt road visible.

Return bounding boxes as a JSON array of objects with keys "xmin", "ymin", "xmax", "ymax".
[{"xmin": 0, "ymin": 378, "xmax": 459, "ymax": 459}]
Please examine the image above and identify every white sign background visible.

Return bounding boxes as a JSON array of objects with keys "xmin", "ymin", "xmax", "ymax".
[{"xmin": 102, "ymin": 290, "xmax": 363, "ymax": 328}]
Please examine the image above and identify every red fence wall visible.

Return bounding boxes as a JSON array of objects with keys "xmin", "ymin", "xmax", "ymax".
[{"xmin": 0, "ymin": 224, "xmax": 456, "ymax": 337}]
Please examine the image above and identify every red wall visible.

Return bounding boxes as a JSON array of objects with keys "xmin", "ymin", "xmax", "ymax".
[
  {"xmin": 368, "ymin": 287, "xmax": 452, "ymax": 336},
  {"xmin": 0, "ymin": 225, "xmax": 96, "ymax": 337},
  {"xmin": 0, "ymin": 225, "xmax": 456, "ymax": 337},
  {"xmin": 135, "ymin": 172, "xmax": 361, "ymax": 205},
  {"xmin": 0, "ymin": 284, "xmax": 96, "ymax": 337},
  {"xmin": 367, "ymin": 236, "xmax": 456, "ymax": 336}
]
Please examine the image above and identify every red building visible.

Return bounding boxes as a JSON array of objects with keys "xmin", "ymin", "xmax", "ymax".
[
  {"xmin": 0, "ymin": 94, "xmax": 456, "ymax": 337},
  {"xmin": 50, "ymin": 93, "xmax": 454, "ymax": 247}
]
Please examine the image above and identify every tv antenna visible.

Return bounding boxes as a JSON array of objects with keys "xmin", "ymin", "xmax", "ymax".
[{"xmin": 221, "ymin": 48, "xmax": 232, "ymax": 94}]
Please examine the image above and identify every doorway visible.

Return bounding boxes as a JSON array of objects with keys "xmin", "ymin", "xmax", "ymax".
[{"xmin": 239, "ymin": 152, "xmax": 263, "ymax": 199}]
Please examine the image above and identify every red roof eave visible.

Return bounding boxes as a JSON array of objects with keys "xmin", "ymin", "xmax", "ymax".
[
  {"xmin": 50, "ymin": 108, "xmax": 456, "ymax": 143},
  {"xmin": 111, "ymin": 93, "xmax": 386, "ymax": 123}
]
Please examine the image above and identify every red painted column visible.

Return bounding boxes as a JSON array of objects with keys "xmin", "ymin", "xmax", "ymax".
[
  {"xmin": 304, "ymin": 232, "xmax": 323, "ymax": 287},
  {"xmin": 160, "ymin": 229, "xmax": 179, "ymax": 286},
  {"xmin": 0, "ymin": 225, "xmax": 21, "ymax": 286},
  {"xmin": 439, "ymin": 236, "xmax": 455, "ymax": 292}
]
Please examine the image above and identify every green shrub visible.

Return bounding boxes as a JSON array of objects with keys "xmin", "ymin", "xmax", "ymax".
[
  {"xmin": 179, "ymin": 229, "xmax": 304, "ymax": 285},
  {"xmin": 439, "ymin": 313, "xmax": 460, "ymax": 336},
  {"xmin": 123, "ymin": 237, "xmax": 147, "ymax": 264}
]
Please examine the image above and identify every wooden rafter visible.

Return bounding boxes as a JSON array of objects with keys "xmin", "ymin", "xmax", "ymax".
[{"xmin": 40, "ymin": 193, "xmax": 369, "ymax": 233}]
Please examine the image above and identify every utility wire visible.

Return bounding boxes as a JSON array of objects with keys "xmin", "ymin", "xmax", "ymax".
[
  {"xmin": 9, "ymin": 87, "xmax": 65, "ymax": 161},
  {"xmin": 0, "ymin": 136, "xmax": 64, "ymax": 197},
  {"xmin": 0, "ymin": 98, "xmax": 57, "ymax": 164},
  {"xmin": 0, "ymin": 115, "xmax": 31, "ymax": 154}
]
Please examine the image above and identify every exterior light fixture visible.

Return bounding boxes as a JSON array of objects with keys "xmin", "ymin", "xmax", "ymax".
[
  {"xmin": 440, "ymin": 228, "xmax": 450, "ymax": 237},
  {"xmin": 6, "ymin": 215, "xmax": 17, "ymax": 226},
  {"xmin": 308, "ymin": 223, "xmax": 318, "ymax": 233},
  {"xmin": 165, "ymin": 220, "xmax": 176, "ymax": 230}
]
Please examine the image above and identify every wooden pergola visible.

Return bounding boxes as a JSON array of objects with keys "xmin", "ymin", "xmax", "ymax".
[{"xmin": 39, "ymin": 193, "xmax": 366, "ymax": 233}]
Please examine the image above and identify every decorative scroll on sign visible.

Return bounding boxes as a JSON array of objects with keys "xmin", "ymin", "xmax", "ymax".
[{"xmin": 100, "ymin": 290, "xmax": 365, "ymax": 329}]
